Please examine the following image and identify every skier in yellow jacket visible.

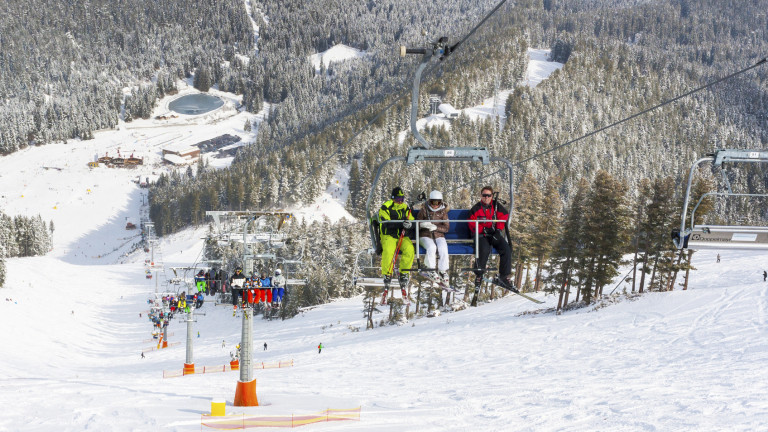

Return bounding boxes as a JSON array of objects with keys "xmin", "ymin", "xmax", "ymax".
[{"xmin": 378, "ymin": 187, "xmax": 415, "ymax": 290}]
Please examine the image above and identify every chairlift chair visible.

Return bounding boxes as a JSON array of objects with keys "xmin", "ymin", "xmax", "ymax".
[
  {"xmin": 356, "ymin": 38, "xmax": 515, "ymax": 290},
  {"xmin": 673, "ymin": 149, "xmax": 768, "ymax": 250}
]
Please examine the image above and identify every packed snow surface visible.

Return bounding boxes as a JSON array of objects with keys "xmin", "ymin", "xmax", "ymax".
[{"xmin": 309, "ymin": 44, "xmax": 367, "ymax": 73}]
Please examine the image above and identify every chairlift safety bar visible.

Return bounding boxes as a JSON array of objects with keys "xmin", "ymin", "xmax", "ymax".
[{"xmin": 675, "ymin": 149, "xmax": 768, "ymax": 250}]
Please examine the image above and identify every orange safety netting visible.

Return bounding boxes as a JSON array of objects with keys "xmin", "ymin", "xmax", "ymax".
[
  {"xmin": 201, "ymin": 407, "xmax": 361, "ymax": 429},
  {"xmin": 144, "ymin": 341, "xmax": 181, "ymax": 352},
  {"xmin": 143, "ymin": 332, "xmax": 174, "ymax": 343},
  {"xmin": 163, "ymin": 360, "xmax": 294, "ymax": 379}
]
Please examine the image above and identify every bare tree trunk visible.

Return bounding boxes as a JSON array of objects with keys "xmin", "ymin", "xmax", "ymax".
[
  {"xmin": 524, "ymin": 264, "xmax": 532, "ymax": 293},
  {"xmin": 648, "ymin": 255, "xmax": 659, "ymax": 292},
  {"xmin": 426, "ymin": 285, "xmax": 433, "ymax": 314},
  {"xmin": 406, "ymin": 285, "xmax": 412, "ymax": 316},
  {"xmin": 639, "ymin": 253, "xmax": 648, "ymax": 293},
  {"xmin": 415, "ymin": 283, "xmax": 421, "ymax": 314},
  {"xmin": 667, "ymin": 250, "xmax": 685, "ymax": 291},
  {"xmin": 367, "ymin": 291, "xmax": 375, "ymax": 329},
  {"xmin": 632, "ymin": 243, "xmax": 639, "ymax": 293},
  {"xmin": 534, "ymin": 255, "xmax": 544, "ymax": 292},
  {"xmin": 514, "ymin": 260, "xmax": 524, "ymax": 290},
  {"xmin": 683, "ymin": 250, "xmax": 694, "ymax": 290},
  {"xmin": 556, "ymin": 265, "xmax": 571, "ymax": 313},
  {"xmin": 583, "ymin": 257, "xmax": 596, "ymax": 304},
  {"xmin": 596, "ymin": 261, "xmax": 606, "ymax": 298}
]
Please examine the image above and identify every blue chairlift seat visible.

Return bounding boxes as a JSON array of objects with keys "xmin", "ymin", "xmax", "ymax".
[{"xmin": 415, "ymin": 209, "xmax": 500, "ymax": 256}]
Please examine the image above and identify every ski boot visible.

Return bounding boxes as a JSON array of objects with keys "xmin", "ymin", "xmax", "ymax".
[
  {"xmin": 471, "ymin": 274, "xmax": 483, "ymax": 307},
  {"xmin": 398, "ymin": 273, "xmax": 410, "ymax": 304},
  {"xmin": 381, "ymin": 275, "xmax": 391, "ymax": 305},
  {"xmin": 439, "ymin": 272, "xmax": 449, "ymax": 286},
  {"xmin": 493, "ymin": 275, "xmax": 519, "ymax": 294}
]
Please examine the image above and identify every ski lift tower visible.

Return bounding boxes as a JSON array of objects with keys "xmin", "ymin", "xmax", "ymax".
[
  {"xmin": 206, "ymin": 210, "xmax": 293, "ymax": 407},
  {"xmin": 166, "ymin": 266, "xmax": 204, "ymax": 369},
  {"xmin": 179, "ymin": 303, "xmax": 206, "ymax": 374},
  {"xmin": 182, "ymin": 306, "xmax": 197, "ymax": 375}
]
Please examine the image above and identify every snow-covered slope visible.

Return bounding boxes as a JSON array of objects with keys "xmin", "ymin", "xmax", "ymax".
[
  {"xmin": 2, "ymin": 48, "xmax": 768, "ymax": 432},
  {"xmin": 3, "ymin": 243, "xmax": 768, "ymax": 430},
  {"xmin": 309, "ymin": 44, "xmax": 367, "ymax": 74}
]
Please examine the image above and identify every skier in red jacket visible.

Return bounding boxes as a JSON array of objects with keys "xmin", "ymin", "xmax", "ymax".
[{"xmin": 468, "ymin": 186, "xmax": 513, "ymax": 290}]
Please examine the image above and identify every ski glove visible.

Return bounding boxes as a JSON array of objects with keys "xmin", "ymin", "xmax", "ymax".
[
  {"xmin": 482, "ymin": 226, "xmax": 497, "ymax": 237},
  {"xmin": 402, "ymin": 220, "xmax": 412, "ymax": 229}
]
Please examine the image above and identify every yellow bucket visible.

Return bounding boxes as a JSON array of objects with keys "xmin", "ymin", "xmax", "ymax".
[{"xmin": 211, "ymin": 399, "xmax": 226, "ymax": 416}]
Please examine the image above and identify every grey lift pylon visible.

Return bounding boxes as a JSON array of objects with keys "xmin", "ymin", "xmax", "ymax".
[
  {"xmin": 206, "ymin": 210, "xmax": 295, "ymax": 407},
  {"xmin": 673, "ymin": 149, "xmax": 768, "ymax": 250},
  {"xmin": 182, "ymin": 308, "xmax": 196, "ymax": 375}
]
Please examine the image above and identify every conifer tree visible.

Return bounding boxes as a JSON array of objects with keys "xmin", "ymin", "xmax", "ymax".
[
  {"xmin": 547, "ymin": 178, "xmax": 588, "ymax": 311},
  {"xmin": 509, "ymin": 174, "xmax": 542, "ymax": 291},
  {"xmin": 531, "ymin": 175, "xmax": 562, "ymax": 292},
  {"xmin": 581, "ymin": 171, "xmax": 631, "ymax": 303},
  {"xmin": 194, "ymin": 66, "xmax": 213, "ymax": 92},
  {"xmin": 643, "ymin": 177, "xmax": 678, "ymax": 291}
]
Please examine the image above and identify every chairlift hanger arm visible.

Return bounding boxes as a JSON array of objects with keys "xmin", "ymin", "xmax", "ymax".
[{"xmin": 400, "ymin": 38, "xmax": 456, "ymax": 150}]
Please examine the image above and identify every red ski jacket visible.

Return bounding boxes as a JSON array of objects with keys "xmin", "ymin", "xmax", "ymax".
[{"xmin": 467, "ymin": 201, "xmax": 509, "ymax": 235}]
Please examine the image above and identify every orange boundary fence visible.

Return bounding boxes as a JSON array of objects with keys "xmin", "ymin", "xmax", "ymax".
[
  {"xmin": 144, "ymin": 341, "xmax": 181, "ymax": 352},
  {"xmin": 143, "ymin": 332, "xmax": 174, "ymax": 343},
  {"xmin": 163, "ymin": 360, "xmax": 294, "ymax": 379},
  {"xmin": 201, "ymin": 407, "xmax": 361, "ymax": 429}
]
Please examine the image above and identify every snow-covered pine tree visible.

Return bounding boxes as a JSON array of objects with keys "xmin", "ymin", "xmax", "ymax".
[
  {"xmin": 510, "ymin": 174, "xmax": 542, "ymax": 291},
  {"xmin": 546, "ymin": 178, "xmax": 589, "ymax": 312},
  {"xmin": 531, "ymin": 175, "xmax": 562, "ymax": 292},
  {"xmin": 581, "ymin": 171, "xmax": 632, "ymax": 303}
]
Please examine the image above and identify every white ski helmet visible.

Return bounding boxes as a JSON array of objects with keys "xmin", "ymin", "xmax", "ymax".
[
  {"xmin": 429, "ymin": 190, "xmax": 443, "ymax": 201},
  {"xmin": 275, "ymin": 269, "xmax": 282, "ymax": 275}
]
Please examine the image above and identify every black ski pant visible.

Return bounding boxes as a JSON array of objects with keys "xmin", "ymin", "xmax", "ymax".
[
  {"xmin": 474, "ymin": 234, "xmax": 512, "ymax": 279},
  {"xmin": 232, "ymin": 288, "xmax": 242, "ymax": 306}
]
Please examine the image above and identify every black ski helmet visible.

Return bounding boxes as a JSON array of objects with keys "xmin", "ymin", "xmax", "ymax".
[{"xmin": 391, "ymin": 187, "xmax": 405, "ymax": 199}]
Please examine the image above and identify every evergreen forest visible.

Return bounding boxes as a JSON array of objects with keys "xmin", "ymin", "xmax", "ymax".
[{"xmin": 2, "ymin": 0, "xmax": 768, "ymax": 310}]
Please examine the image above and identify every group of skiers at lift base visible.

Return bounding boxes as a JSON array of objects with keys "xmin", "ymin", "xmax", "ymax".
[
  {"xmin": 229, "ymin": 268, "xmax": 286, "ymax": 309},
  {"xmin": 377, "ymin": 185, "xmax": 515, "ymax": 294}
]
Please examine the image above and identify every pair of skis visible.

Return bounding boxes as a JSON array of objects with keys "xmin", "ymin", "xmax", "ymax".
[{"xmin": 476, "ymin": 276, "xmax": 544, "ymax": 304}]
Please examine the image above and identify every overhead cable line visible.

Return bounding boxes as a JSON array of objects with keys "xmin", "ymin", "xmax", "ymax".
[
  {"xmin": 293, "ymin": 0, "xmax": 510, "ymax": 192},
  {"xmin": 451, "ymin": 57, "xmax": 768, "ymax": 195}
]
